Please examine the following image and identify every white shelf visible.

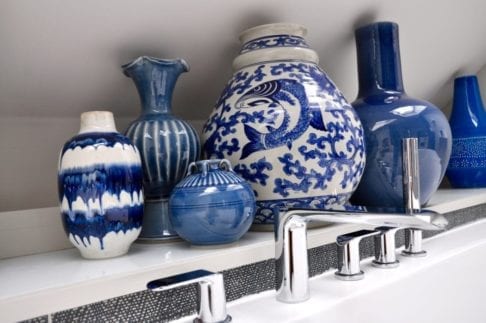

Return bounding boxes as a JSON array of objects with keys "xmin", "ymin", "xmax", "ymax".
[{"xmin": 1, "ymin": 188, "xmax": 486, "ymax": 322}]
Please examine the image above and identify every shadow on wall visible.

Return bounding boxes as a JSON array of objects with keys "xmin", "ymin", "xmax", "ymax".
[
  {"xmin": 430, "ymin": 64, "xmax": 486, "ymax": 119},
  {"xmin": 313, "ymin": 8, "xmax": 379, "ymax": 100},
  {"xmin": 477, "ymin": 63, "xmax": 486, "ymax": 106},
  {"xmin": 234, "ymin": 11, "xmax": 281, "ymax": 35}
]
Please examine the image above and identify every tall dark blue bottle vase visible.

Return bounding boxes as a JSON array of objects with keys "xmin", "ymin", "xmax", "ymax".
[
  {"xmin": 350, "ymin": 22, "xmax": 452, "ymax": 207},
  {"xmin": 447, "ymin": 75, "xmax": 486, "ymax": 187},
  {"xmin": 123, "ymin": 57, "xmax": 200, "ymax": 240}
]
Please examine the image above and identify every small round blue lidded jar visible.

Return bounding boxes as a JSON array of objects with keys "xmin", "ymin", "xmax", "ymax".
[{"xmin": 169, "ymin": 159, "xmax": 256, "ymax": 245}]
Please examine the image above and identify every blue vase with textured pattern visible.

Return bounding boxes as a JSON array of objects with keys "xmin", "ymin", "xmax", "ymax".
[
  {"xmin": 123, "ymin": 56, "xmax": 200, "ymax": 240},
  {"xmin": 58, "ymin": 111, "xmax": 143, "ymax": 259},
  {"xmin": 202, "ymin": 23, "xmax": 366, "ymax": 226},
  {"xmin": 169, "ymin": 159, "xmax": 255, "ymax": 245},
  {"xmin": 350, "ymin": 22, "xmax": 452, "ymax": 207},
  {"xmin": 446, "ymin": 75, "xmax": 486, "ymax": 187}
]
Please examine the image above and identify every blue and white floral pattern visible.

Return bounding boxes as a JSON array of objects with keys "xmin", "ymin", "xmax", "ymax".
[
  {"xmin": 254, "ymin": 194, "xmax": 350, "ymax": 224},
  {"xmin": 240, "ymin": 35, "xmax": 309, "ymax": 54},
  {"xmin": 203, "ymin": 62, "xmax": 366, "ymax": 224}
]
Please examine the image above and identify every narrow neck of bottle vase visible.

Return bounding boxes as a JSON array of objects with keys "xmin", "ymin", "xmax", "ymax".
[
  {"xmin": 355, "ymin": 23, "xmax": 405, "ymax": 98},
  {"xmin": 129, "ymin": 66, "xmax": 180, "ymax": 115}
]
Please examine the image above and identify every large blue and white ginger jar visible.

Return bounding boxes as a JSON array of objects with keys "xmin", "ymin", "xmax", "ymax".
[
  {"xmin": 203, "ymin": 23, "xmax": 366, "ymax": 225},
  {"xmin": 58, "ymin": 111, "xmax": 143, "ymax": 259},
  {"xmin": 169, "ymin": 159, "xmax": 255, "ymax": 245},
  {"xmin": 123, "ymin": 57, "xmax": 200, "ymax": 240}
]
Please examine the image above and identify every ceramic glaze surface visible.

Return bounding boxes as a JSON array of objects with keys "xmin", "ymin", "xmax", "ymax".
[
  {"xmin": 447, "ymin": 76, "xmax": 486, "ymax": 187},
  {"xmin": 240, "ymin": 35, "xmax": 309, "ymax": 54},
  {"xmin": 169, "ymin": 159, "xmax": 255, "ymax": 245},
  {"xmin": 203, "ymin": 23, "xmax": 366, "ymax": 225},
  {"xmin": 124, "ymin": 57, "xmax": 200, "ymax": 240},
  {"xmin": 58, "ymin": 112, "xmax": 143, "ymax": 259},
  {"xmin": 350, "ymin": 22, "xmax": 451, "ymax": 208}
]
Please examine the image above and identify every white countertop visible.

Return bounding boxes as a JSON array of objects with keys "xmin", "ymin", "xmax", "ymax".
[
  {"xmin": 221, "ymin": 218, "xmax": 486, "ymax": 323},
  {"xmin": 1, "ymin": 188, "xmax": 485, "ymax": 322}
]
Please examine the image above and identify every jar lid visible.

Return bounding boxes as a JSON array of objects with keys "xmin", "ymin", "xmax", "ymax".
[
  {"xmin": 233, "ymin": 23, "xmax": 318, "ymax": 71},
  {"xmin": 239, "ymin": 23, "xmax": 307, "ymax": 44},
  {"xmin": 175, "ymin": 159, "xmax": 247, "ymax": 188}
]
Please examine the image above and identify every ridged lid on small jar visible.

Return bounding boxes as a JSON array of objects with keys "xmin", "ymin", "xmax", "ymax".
[
  {"xmin": 175, "ymin": 159, "xmax": 246, "ymax": 188},
  {"xmin": 233, "ymin": 23, "xmax": 319, "ymax": 71}
]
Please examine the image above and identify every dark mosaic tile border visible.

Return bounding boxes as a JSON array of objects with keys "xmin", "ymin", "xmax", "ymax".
[
  {"xmin": 21, "ymin": 204, "xmax": 486, "ymax": 323},
  {"xmin": 19, "ymin": 316, "xmax": 48, "ymax": 323}
]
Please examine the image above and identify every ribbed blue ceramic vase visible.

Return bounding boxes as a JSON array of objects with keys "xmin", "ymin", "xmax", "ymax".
[
  {"xmin": 123, "ymin": 57, "xmax": 200, "ymax": 240},
  {"xmin": 203, "ymin": 23, "xmax": 366, "ymax": 226},
  {"xmin": 169, "ymin": 159, "xmax": 256, "ymax": 245},
  {"xmin": 350, "ymin": 22, "xmax": 452, "ymax": 207},
  {"xmin": 446, "ymin": 75, "xmax": 486, "ymax": 187},
  {"xmin": 58, "ymin": 111, "xmax": 143, "ymax": 259}
]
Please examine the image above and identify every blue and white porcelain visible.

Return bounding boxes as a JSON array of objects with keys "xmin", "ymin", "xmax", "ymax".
[
  {"xmin": 123, "ymin": 56, "xmax": 200, "ymax": 240},
  {"xmin": 239, "ymin": 34, "xmax": 309, "ymax": 54},
  {"xmin": 203, "ymin": 23, "xmax": 366, "ymax": 225},
  {"xmin": 350, "ymin": 22, "xmax": 452, "ymax": 207},
  {"xmin": 447, "ymin": 75, "xmax": 486, "ymax": 187},
  {"xmin": 58, "ymin": 111, "xmax": 143, "ymax": 259},
  {"xmin": 169, "ymin": 159, "xmax": 256, "ymax": 245}
]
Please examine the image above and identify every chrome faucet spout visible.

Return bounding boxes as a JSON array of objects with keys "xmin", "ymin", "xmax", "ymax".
[
  {"xmin": 402, "ymin": 137, "xmax": 428, "ymax": 257},
  {"xmin": 275, "ymin": 208, "xmax": 447, "ymax": 303}
]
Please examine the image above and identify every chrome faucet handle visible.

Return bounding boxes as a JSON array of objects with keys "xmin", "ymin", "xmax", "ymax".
[
  {"xmin": 401, "ymin": 137, "xmax": 427, "ymax": 257},
  {"xmin": 373, "ymin": 226, "xmax": 402, "ymax": 268},
  {"xmin": 402, "ymin": 229, "xmax": 427, "ymax": 257},
  {"xmin": 373, "ymin": 213, "xmax": 448, "ymax": 267},
  {"xmin": 147, "ymin": 269, "xmax": 231, "ymax": 323},
  {"xmin": 335, "ymin": 229, "xmax": 381, "ymax": 281}
]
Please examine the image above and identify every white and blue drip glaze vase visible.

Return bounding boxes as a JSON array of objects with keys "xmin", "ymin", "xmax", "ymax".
[
  {"xmin": 202, "ymin": 23, "xmax": 366, "ymax": 225},
  {"xmin": 123, "ymin": 56, "xmax": 200, "ymax": 240},
  {"xmin": 58, "ymin": 111, "xmax": 143, "ymax": 259}
]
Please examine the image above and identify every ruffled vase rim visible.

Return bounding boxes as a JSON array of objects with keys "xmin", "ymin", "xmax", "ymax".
[{"xmin": 122, "ymin": 56, "xmax": 190, "ymax": 75}]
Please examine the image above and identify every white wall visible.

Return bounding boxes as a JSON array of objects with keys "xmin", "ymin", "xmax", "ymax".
[{"xmin": 2, "ymin": 0, "xmax": 486, "ymax": 211}]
